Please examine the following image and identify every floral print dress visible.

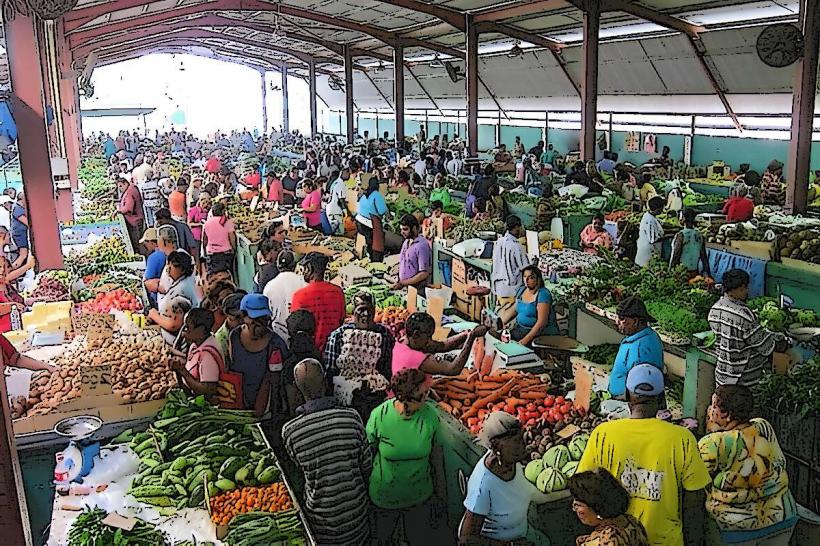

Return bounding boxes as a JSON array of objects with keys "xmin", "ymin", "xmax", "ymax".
[
  {"xmin": 698, "ymin": 418, "xmax": 797, "ymax": 531},
  {"xmin": 576, "ymin": 514, "xmax": 649, "ymax": 546}
]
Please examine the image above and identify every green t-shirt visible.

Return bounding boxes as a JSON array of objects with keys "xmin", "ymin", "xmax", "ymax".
[
  {"xmin": 366, "ymin": 399, "xmax": 440, "ymax": 509},
  {"xmin": 429, "ymin": 188, "xmax": 452, "ymax": 207}
]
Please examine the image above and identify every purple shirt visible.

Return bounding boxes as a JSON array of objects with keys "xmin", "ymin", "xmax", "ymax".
[{"xmin": 399, "ymin": 235, "xmax": 432, "ymax": 288}]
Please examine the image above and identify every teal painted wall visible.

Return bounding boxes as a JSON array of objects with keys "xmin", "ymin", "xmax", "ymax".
[
  {"xmin": 478, "ymin": 124, "xmax": 496, "ymax": 151},
  {"xmin": 547, "ymin": 128, "xmax": 579, "ymax": 155},
  {"xmin": 405, "ymin": 119, "xmax": 421, "ymax": 138},
  {"xmin": 358, "ymin": 117, "xmax": 376, "ymax": 138},
  {"xmin": 379, "ymin": 118, "xmax": 395, "ymax": 138},
  {"xmin": 610, "ymin": 131, "xmax": 686, "ymax": 165},
  {"xmin": 692, "ymin": 135, "xmax": 788, "ymax": 173},
  {"xmin": 500, "ymin": 126, "xmax": 542, "ymax": 150}
]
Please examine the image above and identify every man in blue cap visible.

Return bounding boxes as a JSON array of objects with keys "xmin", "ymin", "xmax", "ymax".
[{"xmin": 579, "ymin": 364, "xmax": 710, "ymax": 546}]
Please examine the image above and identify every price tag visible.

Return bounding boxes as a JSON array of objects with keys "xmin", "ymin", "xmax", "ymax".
[
  {"xmin": 102, "ymin": 513, "xmax": 137, "ymax": 531},
  {"xmin": 79, "ymin": 363, "xmax": 113, "ymax": 398}
]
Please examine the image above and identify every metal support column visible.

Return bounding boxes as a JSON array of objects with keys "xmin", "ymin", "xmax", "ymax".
[
  {"xmin": 281, "ymin": 63, "xmax": 289, "ymax": 134},
  {"xmin": 5, "ymin": 14, "xmax": 63, "ymax": 270},
  {"xmin": 580, "ymin": 0, "xmax": 600, "ymax": 161},
  {"xmin": 465, "ymin": 14, "xmax": 479, "ymax": 157},
  {"xmin": 394, "ymin": 44, "xmax": 405, "ymax": 147},
  {"xmin": 260, "ymin": 71, "xmax": 268, "ymax": 134},
  {"xmin": 344, "ymin": 45, "xmax": 355, "ymax": 144},
  {"xmin": 308, "ymin": 59, "xmax": 318, "ymax": 137},
  {"xmin": 786, "ymin": 0, "xmax": 820, "ymax": 214}
]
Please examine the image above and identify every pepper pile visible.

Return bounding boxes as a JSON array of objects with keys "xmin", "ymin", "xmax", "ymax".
[{"xmin": 210, "ymin": 483, "xmax": 294, "ymax": 526}]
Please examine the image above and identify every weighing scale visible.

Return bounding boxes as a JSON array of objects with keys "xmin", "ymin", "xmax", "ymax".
[{"xmin": 53, "ymin": 415, "xmax": 102, "ymax": 484}]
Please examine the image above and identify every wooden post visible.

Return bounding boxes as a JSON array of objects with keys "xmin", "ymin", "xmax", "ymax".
[
  {"xmin": 394, "ymin": 44, "xmax": 405, "ymax": 147},
  {"xmin": 260, "ymin": 70, "xmax": 268, "ymax": 134},
  {"xmin": 344, "ymin": 45, "xmax": 355, "ymax": 144},
  {"xmin": 308, "ymin": 59, "xmax": 318, "ymax": 137},
  {"xmin": 580, "ymin": 0, "xmax": 600, "ymax": 161},
  {"xmin": 281, "ymin": 63, "xmax": 289, "ymax": 134},
  {"xmin": 465, "ymin": 13, "xmax": 479, "ymax": 157},
  {"xmin": 786, "ymin": 0, "xmax": 820, "ymax": 214},
  {"xmin": 5, "ymin": 14, "xmax": 64, "ymax": 269}
]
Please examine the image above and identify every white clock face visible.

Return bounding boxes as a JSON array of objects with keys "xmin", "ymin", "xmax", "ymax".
[{"xmin": 757, "ymin": 24, "xmax": 803, "ymax": 68}]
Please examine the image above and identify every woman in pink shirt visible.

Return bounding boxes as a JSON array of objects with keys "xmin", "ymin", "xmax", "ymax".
[
  {"xmin": 201, "ymin": 202, "xmax": 236, "ymax": 274},
  {"xmin": 391, "ymin": 312, "xmax": 488, "ymax": 378},
  {"xmin": 187, "ymin": 192, "xmax": 211, "ymax": 250},
  {"xmin": 300, "ymin": 179, "xmax": 323, "ymax": 231},
  {"xmin": 170, "ymin": 308, "xmax": 227, "ymax": 403},
  {"xmin": 265, "ymin": 172, "xmax": 283, "ymax": 203}
]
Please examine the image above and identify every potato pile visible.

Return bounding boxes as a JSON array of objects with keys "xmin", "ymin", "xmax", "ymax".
[{"xmin": 21, "ymin": 331, "xmax": 177, "ymax": 419}]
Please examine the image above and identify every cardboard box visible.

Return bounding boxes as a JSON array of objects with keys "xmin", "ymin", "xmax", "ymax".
[
  {"xmin": 451, "ymin": 280, "xmax": 485, "ymax": 321},
  {"xmin": 337, "ymin": 263, "xmax": 372, "ymax": 287},
  {"xmin": 13, "ymin": 398, "xmax": 165, "ymax": 436}
]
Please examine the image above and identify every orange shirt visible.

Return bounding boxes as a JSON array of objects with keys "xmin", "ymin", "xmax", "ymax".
[{"xmin": 168, "ymin": 190, "xmax": 187, "ymax": 219}]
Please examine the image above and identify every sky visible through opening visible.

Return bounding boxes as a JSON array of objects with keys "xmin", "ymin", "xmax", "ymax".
[{"xmin": 80, "ymin": 53, "xmax": 328, "ymax": 138}]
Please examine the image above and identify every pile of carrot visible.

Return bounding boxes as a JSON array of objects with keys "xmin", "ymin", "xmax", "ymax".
[
  {"xmin": 432, "ymin": 369, "xmax": 551, "ymax": 434},
  {"xmin": 210, "ymin": 483, "xmax": 294, "ymax": 526}
]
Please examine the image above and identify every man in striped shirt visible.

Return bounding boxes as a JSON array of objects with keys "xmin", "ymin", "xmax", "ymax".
[
  {"xmin": 708, "ymin": 269, "xmax": 778, "ymax": 386},
  {"xmin": 282, "ymin": 358, "xmax": 373, "ymax": 545},
  {"xmin": 491, "ymin": 215, "xmax": 530, "ymax": 307}
]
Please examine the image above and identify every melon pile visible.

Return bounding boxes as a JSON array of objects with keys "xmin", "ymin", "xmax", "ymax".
[{"xmin": 524, "ymin": 433, "xmax": 589, "ymax": 494}]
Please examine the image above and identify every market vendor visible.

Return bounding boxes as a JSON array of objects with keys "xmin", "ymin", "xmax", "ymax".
[
  {"xmin": 231, "ymin": 294, "xmax": 290, "ymax": 415},
  {"xmin": 148, "ymin": 295, "xmax": 192, "ymax": 346},
  {"xmin": 325, "ymin": 168, "xmax": 348, "ymax": 235},
  {"xmin": 170, "ymin": 308, "xmax": 222, "ymax": 399},
  {"xmin": 0, "ymin": 332, "xmax": 55, "ymax": 372},
  {"xmin": 393, "ymin": 312, "xmax": 488, "ymax": 378},
  {"xmin": 394, "ymin": 214, "xmax": 432, "ymax": 292},
  {"xmin": 201, "ymin": 202, "xmax": 237, "ymax": 275},
  {"xmin": 367, "ymin": 368, "xmax": 448, "ymax": 545},
  {"xmin": 428, "ymin": 173, "xmax": 452, "ymax": 207},
  {"xmin": 422, "ymin": 200, "xmax": 455, "ymax": 242},
  {"xmin": 722, "ymin": 185, "xmax": 754, "ymax": 223},
  {"xmin": 579, "ymin": 213, "xmax": 613, "ymax": 255},
  {"xmin": 699, "ymin": 384, "xmax": 797, "ymax": 545},
  {"xmin": 157, "ymin": 251, "xmax": 201, "ymax": 311},
  {"xmin": 609, "ymin": 296, "xmax": 664, "ymax": 398},
  {"xmin": 761, "ymin": 159, "xmax": 784, "ymax": 204},
  {"xmin": 708, "ymin": 269, "xmax": 780, "ymax": 387},
  {"xmin": 579, "ymin": 364, "xmax": 710, "ymax": 546},
  {"xmin": 569, "ymin": 469, "xmax": 649, "ymax": 546},
  {"xmin": 491, "ymin": 215, "xmax": 529, "ymax": 308},
  {"xmin": 281, "ymin": 358, "xmax": 374, "ymax": 546},
  {"xmin": 325, "ymin": 291, "xmax": 394, "ymax": 420},
  {"xmin": 498, "ymin": 265, "xmax": 559, "ymax": 347},
  {"xmin": 669, "ymin": 208, "xmax": 711, "ymax": 278},
  {"xmin": 459, "ymin": 411, "xmax": 552, "ymax": 546},
  {"xmin": 356, "ymin": 176, "xmax": 388, "ymax": 262},
  {"xmin": 214, "ymin": 292, "xmax": 245, "ymax": 365},
  {"xmin": 140, "ymin": 227, "xmax": 165, "ymax": 307},
  {"xmin": 115, "ymin": 174, "xmax": 145, "ymax": 255},
  {"xmin": 299, "ymin": 178, "xmax": 323, "ymax": 231},
  {"xmin": 635, "ymin": 195, "xmax": 666, "ymax": 267}
]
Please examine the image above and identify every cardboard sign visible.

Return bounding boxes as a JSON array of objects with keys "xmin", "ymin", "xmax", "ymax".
[
  {"xmin": 407, "ymin": 286, "xmax": 418, "ymax": 314},
  {"xmin": 451, "ymin": 258, "xmax": 467, "ymax": 285},
  {"xmin": 102, "ymin": 513, "xmax": 138, "ymax": 532},
  {"xmin": 526, "ymin": 230, "xmax": 540, "ymax": 259},
  {"xmin": 556, "ymin": 423, "xmax": 581, "ymax": 439},
  {"xmin": 573, "ymin": 365, "xmax": 593, "ymax": 413},
  {"xmin": 79, "ymin": 363, "xmax": 114, "ymax": 398},
  {"xmin": 427, "ymin": 296, "xmax": 444, "ymax": 327},
  {"xmin": 434, "ymin": 217, "xmax": 445, "ymax": 240}
]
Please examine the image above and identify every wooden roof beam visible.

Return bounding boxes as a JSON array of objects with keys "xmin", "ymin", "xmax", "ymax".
[
  {"xmin": 603, "ymin": 0, "xmax": 706, "ymax": 37},
  {"xmin": 473, "ymin": 1, "xmax": 573, "ymax": 23}
]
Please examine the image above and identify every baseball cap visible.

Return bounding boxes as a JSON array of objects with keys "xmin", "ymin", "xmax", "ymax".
[
  {"xmin": 276, "ymin": 250, "xmax": 296, "ymax": 270},
  {"xmin": 139, "ymin": 227, "xmax": 158, "ymax": 243},
  {"xmin": 478, "ymin": 411, "xmax": 521, "ymax": 448},
  {"xmin": 240, "ymin": 293, "xmax": 271, "ymax": 319},
  {"xmin": 626, "ymin": 364, "xmax": 665, "ymax": 397},
  {"xmin": 616, "ymin": 296, "xmax": 655, "ymax": 323}
]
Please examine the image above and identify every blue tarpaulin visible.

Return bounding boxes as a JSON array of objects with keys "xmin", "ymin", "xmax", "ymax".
[{"xmin": 707, "ymin": 248, "xmax": 767, "ymax": 297}]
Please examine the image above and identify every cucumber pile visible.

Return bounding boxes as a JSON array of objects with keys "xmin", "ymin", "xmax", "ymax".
[
  {"xmin": 224, "ymin": 511, "xmax": 307, "ymax": 546},
  {"xmin": 125, "ymin": 390, "xmax": 279, "ymax": 511}
]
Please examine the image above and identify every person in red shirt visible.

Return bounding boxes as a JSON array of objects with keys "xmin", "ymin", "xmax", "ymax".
[
  {"xmin": 290, "ymin": 253, "xmax": 345, "ymax": 353},
  {"xmin": 723, "ymin": 185, "xmax": 755, "ymax": 223},
  {"xmin": 205, "ymin": 152, "xmax": 222, "ymax": 174}
]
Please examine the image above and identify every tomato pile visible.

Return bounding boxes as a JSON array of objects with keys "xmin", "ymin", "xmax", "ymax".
[{"xmin": 79, "ymin": 288, "xmax": 143, "ymax": 314}]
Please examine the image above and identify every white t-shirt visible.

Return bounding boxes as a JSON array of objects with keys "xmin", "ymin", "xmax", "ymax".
[
  {"xmin": 446, "ymin": 159, "xmax": 463, "ymax": 176},
  {"xmin": 131, "ymin": 162, "xmax": 154, "ymax": 185},
  {"xmin": 462, "ymin": 452, "xmax": 541, "ymax": 541},
  {"xmin": 635, "ymin": 211, "xmax": 664, "ymax": 267},
  {"xmin": 262, "ymin": 271, "xmax": 307, "ymax": 342},
  {"xmin": 325, "ymin": 177, "xmax": 347, "ymax": 216},
  {"xmin": 414, "ymin": 159, "xmax": 427, "ymax": 179}
]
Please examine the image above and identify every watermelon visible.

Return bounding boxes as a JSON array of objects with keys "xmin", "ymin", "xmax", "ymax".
[
  {"xmin": 562, "ymin": 461, "xmax": 579, "ymax": 478},
  {"xmin": 536, "ymin": 467, "xmax": 568, "ymax": 493},
  {"xmin": 568, "ymin": 433, "xmax": 590, "ymax": 461},
  {"xmin": 542, "ymin": 445, "xmax": 570, "ymax": 470},
  {"xmin": 525, "ymin": 460, "xmax": 544, "ymax": 483}
]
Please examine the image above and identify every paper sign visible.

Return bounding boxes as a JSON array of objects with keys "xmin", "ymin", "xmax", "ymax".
[
  {"xmin": 249, "ymin": 195, "xmax": 260, "ymax": 211},
  {"xmin": 451, "ymin": 258, "xmax": 466, "ymax": 285},
  {"xmin": 526, "ymin": 230, "xmax": 540, "ymax": 259},
  {"xmin": 556, "ymin": 423, "xmax": 581, "ymax": 439},
  {"xmin": 407, "ymin": 286, "xmax": 418, "ymax": 313},
  {"xmin": 573, "ymin": 365, "xmax": 593, "ymax": 413},
  {"xmin": 79, "ymin": 364, "xmax": 113, "ymax": 398},
  {"xmin": 86, "ymin": 315, "xmax": 116, "ymax": 344},
  {"xmin": 355, "ymin": 234, "xmax": 366, "ymax": 259},
  {"xmin": 102, "ymin": 513, "xmax": 137, "ymax": 532},
  {"xmin": 434, "ymin": 217, "xmax": 445, "ymax": 239},
  {"xmin": 427, "ymin": 296, "xmax": 444, "ymax": 328}
]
